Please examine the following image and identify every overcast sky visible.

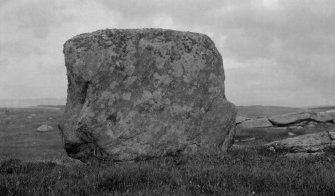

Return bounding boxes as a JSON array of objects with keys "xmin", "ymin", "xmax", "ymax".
[{"xmin": 0, "ymin": 0, "xmax": 334, "ymax": 107}]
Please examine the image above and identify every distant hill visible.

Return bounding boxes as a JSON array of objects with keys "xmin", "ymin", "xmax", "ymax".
[
  {"xmin": 305, "ymin": 105, "xmax": 335, "ymax": 112},
  {"xmin": 237, "ymin": 105, "xmax": 305, "ymax": 118},
  {"xmin": 0, "ymin": 98, "xmax": 66, "ymax": 107},
  {"xmin": 1, "ymin": 98, "xmax": 334, "ymax": 118},
  {"xmin": 237, "ymin": 105, "xmax": 335, "ymax": 118}
]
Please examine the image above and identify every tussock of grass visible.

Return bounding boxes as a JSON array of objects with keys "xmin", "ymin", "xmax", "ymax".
[{"xmin": 2, "ymin": 148, "xmax": 335, "ymax": 195}]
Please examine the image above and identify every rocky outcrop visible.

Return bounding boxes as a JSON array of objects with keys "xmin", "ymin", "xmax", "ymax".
[
  {"xmin": 235, "ymin": 110, "xmax": 334, "ymax": 130},
  {"xmin": 266, "ymin": 129, "xmax": 335, "ymax": 153},
  {"xmin": 268, "ymin": 111, "xmax": 333, "ymax": 126},
  {"xmin": 59, "ymin": 29, "xmax": 236, "ymax": 162},
  {"xmin": 235, "ymin": 116, "xmax": 250, "ymax": 124},
  {"xmin": 238, "ymin": 118, "xmax": 272, "ymax": 128},
  {"xmin": 268, "ymin": 112, "xmax": 312, "ymax": 126}
]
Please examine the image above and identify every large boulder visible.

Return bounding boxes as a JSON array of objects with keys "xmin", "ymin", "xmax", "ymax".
[{"xmin": 59, "ymin": 29, "xmax": 236, "ymax": 162}]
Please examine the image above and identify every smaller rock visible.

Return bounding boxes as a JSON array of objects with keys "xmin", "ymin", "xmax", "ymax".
[
  {"xmin": 269, "ymin": 112, "xmax": 311, "ymax": 126},
  {"xmin": 311, "ymin": 112, "xmax": 333, "ymax": 122},
  {"xmin": 268, "ymin": 146, "xmax": 276, "ymax": 152},
  {"xmin": 239, "ymin": 118, "xmax": 272, "ymax": 128},
  {"xmin": 235, "ymin": 116, "xmax": 251, "ymax": 124},
  {"xmin": 266, "ymin": 132, "xmax": 331, "ymax": 153},
  {"xmin": 288, "ymin": 132, "xmax": 296, "ymax": 136},
  {"xmin": 37, "ymin": 125, "xmax": 53, "ymax": 132}
]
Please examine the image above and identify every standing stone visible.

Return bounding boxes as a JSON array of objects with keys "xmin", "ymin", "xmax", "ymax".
[{"xmin": 59, "ymin": 29, "xmax": 236, "ymax": 162}]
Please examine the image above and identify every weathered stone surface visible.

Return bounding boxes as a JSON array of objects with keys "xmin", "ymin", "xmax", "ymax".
[
  {"xmin": 59, "ymin": 29, "xmax": 236, "ymax": 162},
  {"xmin": 239, "ymin": 118, "xmax": 272, "ymax": 128},
  {"xmin": 266, "ymin": 132, "xmax": 332, "ymax": 153},
  {"xmin": 235, "ymin": 116, "xmax": 250, "ymax": 124},
  {"xmin": 268, "ymin": 112, "xmax": 312, "ymax": 126}
]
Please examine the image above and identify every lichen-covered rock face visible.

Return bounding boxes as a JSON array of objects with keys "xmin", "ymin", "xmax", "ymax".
[{"xmin": 59, "ymin": 29, "xmax": 236, "ymax": 162}]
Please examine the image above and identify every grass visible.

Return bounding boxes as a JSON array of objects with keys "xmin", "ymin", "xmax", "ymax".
[
  {"xmin": 1, "ymin": 106, "xmax": 335, "ymax": 195},
  {"xmin": 2, "ymin": 147, "xmax": 335, "ymax": 195},
  {"xmin": 0, "ymin": 107, "xmax": 65, "ymax": 162}
]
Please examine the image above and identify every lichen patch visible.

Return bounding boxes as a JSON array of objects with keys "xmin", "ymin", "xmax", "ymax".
[
  {"xmin": 122, "ymin": 92, "xmax": 132, "ymax": 100},
  {"xmin": 153, "ymin": 73, "xmax": 172, "ymax": 85},
  {"xmin": 123, "ymin": 76, "xmax": 137, "ymax": 86}
]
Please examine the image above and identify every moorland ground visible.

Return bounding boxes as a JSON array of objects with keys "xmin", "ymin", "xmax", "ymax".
[{"xmin": 1, "ymin": 106, "xmax": 335, "ymax": 195}]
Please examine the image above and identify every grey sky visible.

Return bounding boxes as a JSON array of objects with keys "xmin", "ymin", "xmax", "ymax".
[{"xmin": 0, "ymin": 0, "xmax": 334, "ymax": 107}]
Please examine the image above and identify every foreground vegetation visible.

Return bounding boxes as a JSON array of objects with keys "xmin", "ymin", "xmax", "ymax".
[
  {"xmin": 2, "ymin": 147, "xmax": 335, "ymax": 196},
  {"xmin": 1, "ymin": 106, "xmax": 335, "ymax": 195}
]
